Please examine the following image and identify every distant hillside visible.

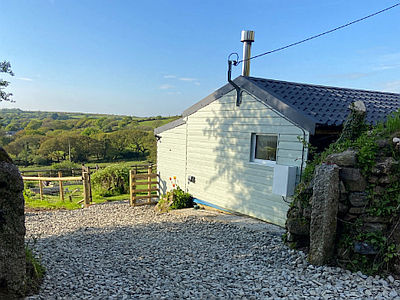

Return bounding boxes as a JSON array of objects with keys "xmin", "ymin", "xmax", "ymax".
[
  {"xmin": 0, "ymin": 109, "xmax": 180, "ymax": 166},
  {"xmin": 0, "ymin": 108, "xmax": 179, "ymax": 132}
]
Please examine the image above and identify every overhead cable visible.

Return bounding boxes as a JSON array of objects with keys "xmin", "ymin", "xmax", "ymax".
[{"xmin": 235, "ymin": 2, "xmax": 400, "ymax": 65}]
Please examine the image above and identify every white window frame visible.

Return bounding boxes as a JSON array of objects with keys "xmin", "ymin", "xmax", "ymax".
[{"xmin": 250, "ymin": 133, "xmax": 278, "ymax": 166}]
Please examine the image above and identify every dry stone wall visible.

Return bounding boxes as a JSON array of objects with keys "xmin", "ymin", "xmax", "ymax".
[{"xmin": 286, "ymin": 144, "xmax": 400, "ymax": 276}]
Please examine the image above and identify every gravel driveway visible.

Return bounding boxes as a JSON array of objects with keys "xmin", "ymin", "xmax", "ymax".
[{"xmin": 25, "ymin": 201, "xmax": 400, "ymax": 300}]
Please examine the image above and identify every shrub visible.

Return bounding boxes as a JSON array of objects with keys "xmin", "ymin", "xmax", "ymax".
[
  {"xmin": 91, "ymin": 164, "xmax": 130, "ymax": 196},
  {"xmin": 51, "ymin": 161, "xmax": 79, "ymax": 171},
  {"xmin": 169, "ymin": 186, "xmax": 193, "ymax": 209},
  {"xmin": 162, "ymin": 177, "xmax": 193, "ymax": 210}
]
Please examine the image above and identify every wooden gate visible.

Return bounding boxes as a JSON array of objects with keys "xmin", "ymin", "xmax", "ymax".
[{"xmin": 129, "ymin": 165, "xmax": 158, "ymax": 206}]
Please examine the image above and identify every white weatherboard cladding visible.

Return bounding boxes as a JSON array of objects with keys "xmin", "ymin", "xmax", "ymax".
[
  {"xmin": 185, "ymin": 90, "xmax": 309, "ymax": 226},
  {"xmin": 157, "ymin": 122, "xmax": 187, "ymax": 196}
]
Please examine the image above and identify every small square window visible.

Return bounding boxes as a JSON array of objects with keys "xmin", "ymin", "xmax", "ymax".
[{"xmin": 251, "ymin": 134, "xmax": 278, "ymax": 164}]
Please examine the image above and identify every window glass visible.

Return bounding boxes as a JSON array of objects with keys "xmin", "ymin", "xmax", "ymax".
[{"xmin": 255, "ymin": 135, "xmax": 277, "ymax": 161}]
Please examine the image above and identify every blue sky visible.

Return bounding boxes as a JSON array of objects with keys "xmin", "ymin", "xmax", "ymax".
[{"xmin": 1, "ymin": 0, "xmax": 400, "ymax": 117}]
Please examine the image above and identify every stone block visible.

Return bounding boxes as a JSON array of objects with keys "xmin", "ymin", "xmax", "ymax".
[
  {"xmin": 308, "ymin": 164, "xmax": 339, "ymax": 266},
  {"xmin": 154, "ymin": 198, "xmax": 173, "ymax": 213},
  {"xmin": 363, "ymin": 216, "xmax": 391, "ymax": 223},
  {"xmin": 286, "ymin": 232, "xmax": 296, "ymax": 242},
  {"xmin": 339, "ymin": 194, "xmax": 347, "ymax": 203},
  {"xmin": 303, "ymin": 207, "xmax": 312, "ymax": 219},
  {"xmin": 373, "ymin": 186, "xmax": 386, "ymax": 196},
  {"xmin": 325, "ymin": 149, "xmax": 358, "ymax": 167},
  {"xmin": 348, "ymin": 207, "xmax": 366, "ymax": 214},
  {"xmin": 286, "ymin": 218, "xmax": 310, "ymax": 236},
  {"xmin": 338, "ymin": 202, "xmax": 349, "ymax": 216},
  {"xmin": 0, "ymin": 161, "xmax": 25, "ymax": 300},
  {"xmin": 392, "ymin": 262, "xmax": 400, "ymax": 275},
  {"xmin": 348, "ymin": 192, "xmax": 368, "ymax": 207},
  {"xmin": 339, "ymin": 181, "xmax": 346, "ymax": 194},
  {"xmin": 287, "ymin": 207, "xmax": 300, "ymax": 219},
  {"xmin": 368, "ymin": 176, "xmax": 379, "ymax": 184},
  {"xmin": 363, "ymin": 223, "xmax": 387, "ymax": 233},
  {"xmin": 343, "ymin": 214, "xmax": 358, "ymax": 223},
  {"xmin": 371, "ymin": 157, "xmax": 395, "ymax": 175},
  {"xmin": 376, "ymin": 139, "xmax": 390, "ymax": 148},
  {"xmin": 354, "ymin": 242, "xmax": 378, "ymax": 255},
  {"xmin": 379, "ymin": 175, "xmax": 398, "ymax": 184},
  {"xmin": 339, "ymin": 168, "xmax": 367, "ymax": 192}
]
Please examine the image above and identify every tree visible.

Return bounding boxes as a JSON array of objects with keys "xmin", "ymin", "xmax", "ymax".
[
  {"xmin": 25, "ymin": 119, "xmax": 43, "ymax": 130},
  {"xmin": 81, "ymin": 127, "xmax": 100, "ymax": 136},
  {"xmin": 37, "ymin": 137, "xmax": 65, "ymax": 162},
  {"xmin": 152, "ymin": 120, "xmax": 163, "ymax": 128},
  {"xmin": 0, "ymin": 61, "xmax": 15, "ymax": 102}
]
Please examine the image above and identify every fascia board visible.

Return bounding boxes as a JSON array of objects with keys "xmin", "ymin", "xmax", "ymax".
[
  {"xmin": 236, "ymin": 76, "xmax": 316, "ymax": 134},
  {"xmin": 154, "ymin": 118, "xmax": 186, "ymax": 135},
  {"xmin": 182, "ymin": 83, "xmax": 235, "ymax": 117}
]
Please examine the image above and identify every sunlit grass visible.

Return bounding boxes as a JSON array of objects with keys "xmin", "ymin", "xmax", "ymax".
[{"xmin": 25, "ymin": 192, "xmax": 131, "ymax": 210}]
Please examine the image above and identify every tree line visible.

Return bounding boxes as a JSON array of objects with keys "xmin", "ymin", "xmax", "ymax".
[
  {"xmin": 0, "ymin": 109, "xmax": 179, "ymax": 166},
  {"xmin": 3, "ymin": 129, "xmax": 155, "ymax": 165}
]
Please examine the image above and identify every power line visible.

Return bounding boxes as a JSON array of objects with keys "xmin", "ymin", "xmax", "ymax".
[{"xmin": 236, "ymin": 2, "xmax": 400, "ymax": 65}]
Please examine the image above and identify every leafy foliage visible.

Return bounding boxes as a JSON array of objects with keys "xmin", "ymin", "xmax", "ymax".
[
  {"xmin": 338, "ymin": 228, "xmax": 399, "ymax": 275},
  {"xmin": 91, "ymin": 164, "xmax": 130, "ymax": 196},
  {"xmin": 25, "ymin": 237, "xmax": 45, "ymax": 296},
  {"xmin": 0, "ymin": 109, "xmax": 177, "ymax": 166},
  {"xmin": 292, "ymin": 108, "xmax": 400, "ymax": 275},
  {"xmin": 169, "ymin": 186, "xmax": 193, "ymax": 209},
  {"xmin": 0, "ymin": 61, "xmax": 15, "ymax": 102}
]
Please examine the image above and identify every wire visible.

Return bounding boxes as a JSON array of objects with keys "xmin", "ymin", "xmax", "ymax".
[{"xmin": 236, "ymin": 2, "xmax": 400, "ymax": 65}]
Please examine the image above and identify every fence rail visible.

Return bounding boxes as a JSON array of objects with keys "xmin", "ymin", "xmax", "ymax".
[
  {"xmin": 22, "ymin": 167, "xmax": 92, "ymax": 207},
  {"xmin": 20, "ymin": 164, "xmax": 154, "ymax": 176}
]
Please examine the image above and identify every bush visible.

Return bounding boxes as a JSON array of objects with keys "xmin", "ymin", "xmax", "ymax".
[
  {"xmin": 91, "ymin": 164, "xmax": 130, "ymax": 196},
  {"xmin": 30, "ymin": 155, "xmax": 49, "ymax": 166},
  {"xmin": 51, "ymin": 161, "xmax": 79, "ymax": 171},
  {"xmin": 158, "ymin": 184, "xmax": 192, "ymax": 211},
  {"xmin": 170, "ymin": 186, "xmax": 193, "ymax": 209}
]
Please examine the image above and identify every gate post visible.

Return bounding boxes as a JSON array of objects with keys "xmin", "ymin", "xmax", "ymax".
[
  {"xmin": 58, "ymin": 171, "xmax": 64, "ymax": 202},
  {"xmin": 147, "ymin": 165, "xmax": 152, "ymax": 203},
  {"xmin": 129, "ymin": 170, "xmax": 132, "ymax": 206},
  {"xmin": 82, "ymin": 172, "xmax": 90, "ymax": 207},
  {"xmin": 38, "ymin": 173, "xmax": 43, "ymax": 201},
  {"xmin": 130, "ymin": 170, "xmax": 137, "ymax": 206}
]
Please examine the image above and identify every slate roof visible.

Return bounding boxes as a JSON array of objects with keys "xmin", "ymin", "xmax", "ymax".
[
  {"xmin": 155, "ymin": 76, "xmax": 400, "ymax": 135},
  {"xmin": 246, "ymin": 76, "xmax": 400, "ymax": 129}
]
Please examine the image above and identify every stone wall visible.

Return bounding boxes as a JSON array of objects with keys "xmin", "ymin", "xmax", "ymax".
[
  {"xmin": 286, "ymin": 144, "xmax": 400, "ymax": 276},
  {"xmin": 0, "ymin": 147, "xmax": 26, "ymax": 299}
]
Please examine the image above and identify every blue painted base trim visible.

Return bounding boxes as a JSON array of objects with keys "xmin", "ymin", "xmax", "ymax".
[{"xmin": 193, "ymin": 198, "xmax": 235, "ymax": 213}]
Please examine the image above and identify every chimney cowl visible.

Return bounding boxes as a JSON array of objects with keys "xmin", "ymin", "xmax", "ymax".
[{"xmin": 241, "ymin": 30, "xmax": 255, "ymax": 43}]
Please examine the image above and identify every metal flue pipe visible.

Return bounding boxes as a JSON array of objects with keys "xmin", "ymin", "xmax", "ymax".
[{"xmin": 241, "ymin": 30, "xmax": 255, "ymax": 77}]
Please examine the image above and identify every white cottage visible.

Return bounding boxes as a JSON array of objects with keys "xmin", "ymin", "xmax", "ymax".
[
  {"xmin": 155, "ymin": 74, "xmax": 400, "ymax": 227},
  {"xmin": 155, "ymin": 31, "xmax": 400, "ymax": 226}
]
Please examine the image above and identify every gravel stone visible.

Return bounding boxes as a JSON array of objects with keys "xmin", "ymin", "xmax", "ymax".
[{"xmin": 25, "ymin": 201, "xmax": 400, "ymax": 299}]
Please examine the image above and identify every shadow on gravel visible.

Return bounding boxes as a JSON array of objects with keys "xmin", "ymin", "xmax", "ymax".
[{"xmin": 30, "ymin": 217, "xmax": 286, "ymax": 299}]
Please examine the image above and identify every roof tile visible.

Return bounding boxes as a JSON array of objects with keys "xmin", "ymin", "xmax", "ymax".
[{"xmin": 247, "ymin": 77, "xmax": 400, "ymax": 127}]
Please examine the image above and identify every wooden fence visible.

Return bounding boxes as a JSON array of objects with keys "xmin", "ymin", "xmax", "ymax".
[
  {"xmin": 129, "ymin": 165, "xmax": 158, "ymax": 206},
  {"xmin": 22, "ymin": 167, "xmax": 92, "ymax": 207}
]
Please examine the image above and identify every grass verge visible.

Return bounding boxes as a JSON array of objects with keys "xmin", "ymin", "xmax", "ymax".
[{"xmin": 25, "ymin": 239, "xmax": 45, "ymax": 297}]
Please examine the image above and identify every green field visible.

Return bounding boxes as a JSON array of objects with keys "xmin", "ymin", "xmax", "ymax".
[
  {"xmin": 23, "ymin": 161, "xmax": 157, "ymax": 211},
  {"xmin": 24, "ymin": 182, "xmax": 132, "ymax": 210}
]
